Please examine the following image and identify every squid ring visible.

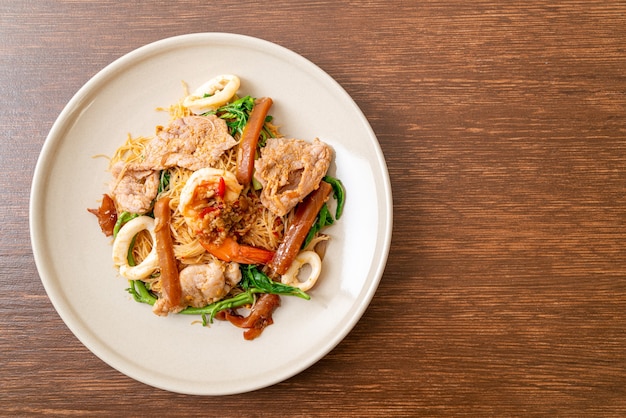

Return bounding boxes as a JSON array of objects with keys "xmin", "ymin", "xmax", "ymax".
[
  {"xmin": 183, "ymin": 74, "xmax": 240, "ymax": 114},
  {"xmin": 112, "ymin": 216, "xmax": 159, "ymax": 280},
  {"xmin": 280, "ymin": 250, "xmax": 322, "ymax": 291}
]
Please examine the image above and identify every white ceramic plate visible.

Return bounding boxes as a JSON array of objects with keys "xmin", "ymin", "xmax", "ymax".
[{"xmin": 30, "ymin": 33, "xmax": 392, "ymax": 395}]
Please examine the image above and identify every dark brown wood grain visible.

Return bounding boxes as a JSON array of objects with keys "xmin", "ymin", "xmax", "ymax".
[{"xmin": 2, "ymin": 0, "xmax": 626, "ymax": 416}]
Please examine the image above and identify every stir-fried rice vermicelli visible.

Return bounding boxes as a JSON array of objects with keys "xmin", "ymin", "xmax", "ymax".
[{"xmin": 89, "ymin": 75, "xmax": 344, "ymax": 340}]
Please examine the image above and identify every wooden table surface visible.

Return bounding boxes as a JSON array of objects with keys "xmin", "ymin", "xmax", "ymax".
[{"xmin": 2, "ymin": 1, "xmax": 626, "ymax": 416}]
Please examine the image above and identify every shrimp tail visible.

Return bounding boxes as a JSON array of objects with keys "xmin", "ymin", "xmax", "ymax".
[{"xmin": 199, "ymin": 236, "xmax": 275, "ymax": 265}]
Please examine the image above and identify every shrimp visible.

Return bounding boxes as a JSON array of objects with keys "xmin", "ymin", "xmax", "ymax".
[
  {"xmin": 199, "ymin": 236, "xmax": 274, "ymax": 265},
  {"xmin": 179, "ymin": 167, "xmax": 274, "ymax": 264},
  {"xmin": 178, "ymin": 167, "xmax": 243, "ymax": 234},
  {"xmin": 179, "ymin": 261, "xmax": 242, "ymax": 307}
]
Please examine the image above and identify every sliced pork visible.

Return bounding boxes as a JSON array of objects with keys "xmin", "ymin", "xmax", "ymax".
[
  {"xmin": 254, "ymin": 137, "xmax": 332, "ymax": 217},
  {"xmin": 109, "ymin": 115, "xmax": 237, "ymax": 214},
  {"xmin": 136, "ymin": 115, "xmax": 237, "ymax": 171}
]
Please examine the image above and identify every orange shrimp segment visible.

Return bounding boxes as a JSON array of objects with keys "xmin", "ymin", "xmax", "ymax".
[{"xmin": 199, "ymin": 236, "xmax": 275, "ymax": 265}]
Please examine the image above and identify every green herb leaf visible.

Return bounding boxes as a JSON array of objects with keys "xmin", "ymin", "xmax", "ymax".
[
  {"xmin": 208, "ymin": 95, "xmax": 255, "ymax": 136},
  {"xmin": 241, "ymin": 265, "xmax": 310, "ymax": 300},
  {"xmin": 323, "ymin": 175, "xmax": 346, "ymax": 219}
]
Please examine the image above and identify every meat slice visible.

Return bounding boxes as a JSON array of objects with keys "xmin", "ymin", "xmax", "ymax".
[
  {"xmin": 109, "ymin": 115, "xmax": 237, "ymax": 214},
  {"xmin": 134, "ymin": 115, "xmax": 237, "ymax": 171},
  {"xmin": 109, "ymin": 163, "xmax": 160, "ymax": 214},
  {"xmin": 179, "ymin": 262, "xmax": 241, "ymax": 308},
  {"xmin": 254, "ymin": 137, "xmax": 332, "ymax": 217}
]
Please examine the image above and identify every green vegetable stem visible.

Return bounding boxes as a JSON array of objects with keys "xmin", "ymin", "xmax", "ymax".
[
  {"xmin": 113, "ymin": 211, "xmax": 140, "ymax": 238},
  {"xmin": 302, "ymin": 175, "xmax": 346, "ymax": 248},
  {"xmin": 126, "ymin": 265, "xmax": 309, "ymax": 326}
]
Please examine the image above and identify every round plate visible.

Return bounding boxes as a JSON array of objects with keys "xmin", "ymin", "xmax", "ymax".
[{"xmin": 30, "ymin": 33, "xmax": 392, "ymax": 395}]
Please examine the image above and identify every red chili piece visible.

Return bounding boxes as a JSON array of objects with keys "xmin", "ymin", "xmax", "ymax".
[{"xmin": 217, "ymin": 176, "xmax": 226, "ymax": 198}]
